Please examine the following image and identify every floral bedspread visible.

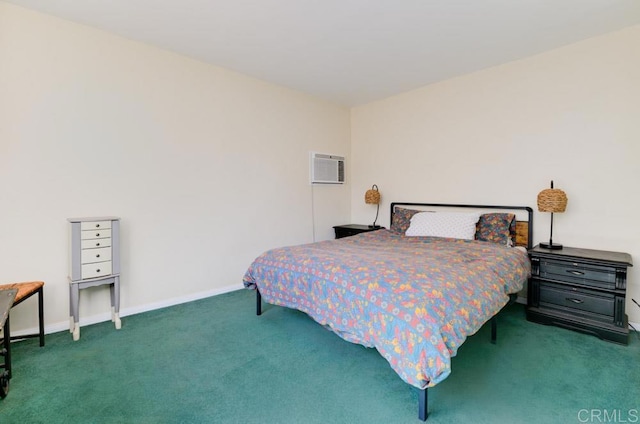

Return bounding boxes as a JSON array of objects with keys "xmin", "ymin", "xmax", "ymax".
[{"xmin": 243, "ymin": 229, "xmax": 530, "ymax": 389}]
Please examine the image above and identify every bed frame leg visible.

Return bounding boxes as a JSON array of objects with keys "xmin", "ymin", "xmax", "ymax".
[
  {"xmin": 491, "ymin": 316, "xmax": 497, "ymax": 344},
  {"xmin": 418, "ymin": 388, "xmax": 428, "ymax": 421},
  {"xmin": 256, "ymin": 290, "xmax": 262, "ymax": 316}
]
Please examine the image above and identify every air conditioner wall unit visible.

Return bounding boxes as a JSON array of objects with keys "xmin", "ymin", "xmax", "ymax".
[{"xmin": 310, "ymin": 152, "xmax": 345, "ymax": 184}]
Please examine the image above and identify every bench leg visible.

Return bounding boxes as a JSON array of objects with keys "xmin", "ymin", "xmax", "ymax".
[
  {"xmin": 37, "ymin": 287, "xmax": 45, "ymax": 347},
  {"xmin": 2, "ymin": 315, "xmax": 12, "ymax": 379}
]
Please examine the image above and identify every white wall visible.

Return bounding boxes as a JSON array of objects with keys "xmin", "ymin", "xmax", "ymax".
[
  {"xmin": 0, "ymin": 3, "xmax": 351, "ymax": 333},
  {"xmin": 351, "ymin": 26, "xmax": 640, "ymax": 324}
]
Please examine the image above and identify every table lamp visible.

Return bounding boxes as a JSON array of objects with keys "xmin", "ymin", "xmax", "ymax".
[
  {"xmin": 364, "ymin": 184, "xmax": 381, "ymax": 229},
  {"xmin": 537, "ymin": 180, "xmax": 568, "ymax": 250}
]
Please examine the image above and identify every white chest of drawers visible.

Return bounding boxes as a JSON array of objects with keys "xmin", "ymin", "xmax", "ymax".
[{"xmin": 68, "ymin": 216, "xmax": 121, "ymax": 341}]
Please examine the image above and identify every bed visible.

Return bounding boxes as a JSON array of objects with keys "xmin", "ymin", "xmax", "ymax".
[{"xmin": 243, "ymin": 202, "xmax": 533, "ymax": 421}]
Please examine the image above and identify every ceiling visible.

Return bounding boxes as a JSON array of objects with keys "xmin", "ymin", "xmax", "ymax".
[{"xmin": 6, "ymin": 0, "xmax": 640, "ymax": 106}]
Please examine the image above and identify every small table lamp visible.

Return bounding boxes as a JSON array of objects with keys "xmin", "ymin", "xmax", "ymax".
[
  {"xmin": 364, "ymin": 184, "xmax": 381, "ymax": 228},
  {"xmin": 537, "ymin": 180, "xmax": 568, "ymax": 250}
]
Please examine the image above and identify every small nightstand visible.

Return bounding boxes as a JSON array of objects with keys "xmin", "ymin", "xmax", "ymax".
[
  {"xmin": 526, "ymin": 245, "xmax": 633, "ymax": 344},
  {"xmin": 333, "ymin": 224, "xmax": 384, "ymax": 239}
]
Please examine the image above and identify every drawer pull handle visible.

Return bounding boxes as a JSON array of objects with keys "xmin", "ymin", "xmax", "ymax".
[
  {"xmin": 96, "ymin": 233, "xmax": 100, "ymax": 237},
  {"xmin": 96, "ymin": 243, "xmax": 100, "ymax": 247},
  {"xmin": 566, "ymin": 297, "xmax": 584, "ymax": 304},
  {"xmin": 96, "ymin": 269, "xmax": 101, "ymax": 273},
  {"xmin": 96, "ymin": 254, "xmax": 100, "ymax": 258},
  {"xmin": 566, "ymin": 270, "xmax": 584, "ymax": 276},
  {"xmin": 95, "ymin": 224, "xmax": 100, "ymax": 228}
]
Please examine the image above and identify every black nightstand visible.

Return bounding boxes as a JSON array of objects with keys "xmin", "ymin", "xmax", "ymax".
[
  {"xmin": 526, "ymin": 245, "xmax": 633, "ymax": 344},
  {"xmin": 333, "ymin": 224, "xmax": 384, "ymax": 239}
]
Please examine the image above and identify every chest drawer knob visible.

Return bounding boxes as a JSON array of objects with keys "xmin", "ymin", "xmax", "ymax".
[
  {"xmin": 566, "ymin": 297, "xmax": 584, "ymax": 304},
  {"xmin": 567, "ymin": 270, "xmax": 585, "ymax": 276},
  {"xmin": 96, "ymin": 254, "xmax": 100, "ymax": 258}
]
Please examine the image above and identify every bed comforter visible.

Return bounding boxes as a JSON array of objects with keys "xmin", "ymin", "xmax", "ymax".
[{"xmin": 243, "ymin": 229, "xmax": 530, "ymax": 389}]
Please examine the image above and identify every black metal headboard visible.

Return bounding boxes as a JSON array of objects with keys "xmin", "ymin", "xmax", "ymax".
[{"xmin": 390, "ymin": 202, "xmax": 534, "ymax": 249}]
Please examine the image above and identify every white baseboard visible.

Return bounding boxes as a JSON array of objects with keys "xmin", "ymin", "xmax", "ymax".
[{"xmin": 10, "ymin": 283, "xmax": 244, "ymax": 338}]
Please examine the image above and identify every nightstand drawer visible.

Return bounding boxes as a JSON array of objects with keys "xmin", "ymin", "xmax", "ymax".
[
  {"xmin": 340, "ymin": 228, "xmax": 364, "ymax": 238},
  {"xmin": 333, "ymin": 224, "xmax": 384, "ymax": 239},
  {"xmin": 539, "ymin": 282, "xmax": 614, "ymax": 319},
  {"xmin": 539, "ymin": 259, "xmax": 616, "ymax": 290}
]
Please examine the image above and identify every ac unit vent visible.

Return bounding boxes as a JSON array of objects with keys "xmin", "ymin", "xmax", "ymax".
[{"xmin": 310, "ymin": 152, "xmax": 345, "ymax": 184}]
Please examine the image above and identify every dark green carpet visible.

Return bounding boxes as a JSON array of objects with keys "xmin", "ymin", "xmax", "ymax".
[{"xmin": 3, "ymin": 289, "xmax": 639, "ymax": 423}]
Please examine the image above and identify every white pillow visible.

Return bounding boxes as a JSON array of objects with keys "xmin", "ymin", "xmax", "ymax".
[{"xmin": 405, "ymin": 212, "xmax": 481, "ymax": 240}]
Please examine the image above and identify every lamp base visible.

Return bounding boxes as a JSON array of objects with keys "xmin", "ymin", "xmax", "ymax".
[
  {"xmin": 540, "ymin": 242, "xmax": 563, "ymax": 250},
  {"xmin": 368, "ymin": 225, "xmax": 381, "ymax": 229}
]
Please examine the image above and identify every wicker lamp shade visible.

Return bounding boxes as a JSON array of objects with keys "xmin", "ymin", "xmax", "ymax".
[
  {"xmin": 537, "ymin": 187, "xmax": 567, "ymax": 213},
  {"xmin": 364, "ymin": 185, "xmax": 381, "ymax": 205}
]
